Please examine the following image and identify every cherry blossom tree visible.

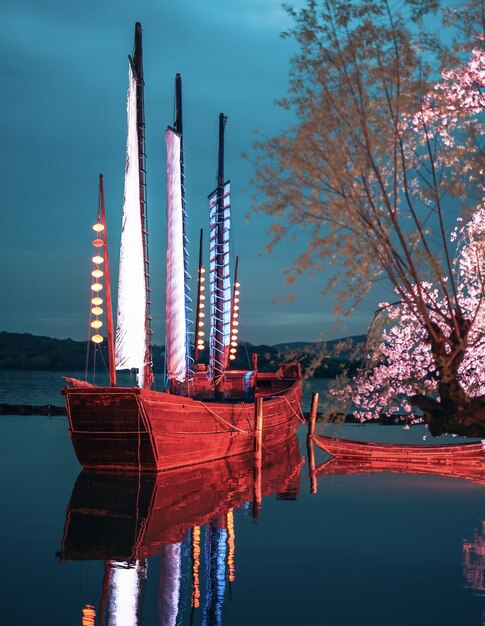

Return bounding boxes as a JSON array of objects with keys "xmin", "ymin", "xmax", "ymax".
[
  {"xmin": 251, "ymin": 0, "xmax": 485, "ymax": 435},
  {"xmin": 348, "ymin": 39, "xmax": 485, "ymax": 436}
]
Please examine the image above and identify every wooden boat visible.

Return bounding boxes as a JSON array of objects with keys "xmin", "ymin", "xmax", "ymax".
[
  {"xmin": 309, "ymin": 434, "xmax": 485, "ymax": 487},
  {"xmin": 62, "ymin": 23, "xmax": 302, "ymax": 472},
  {"xmin": 312, "ymin": 434, "xmax": 485, "ymax": 463}
]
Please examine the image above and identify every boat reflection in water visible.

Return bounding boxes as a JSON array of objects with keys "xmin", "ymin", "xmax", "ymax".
[{"xmin": 60, "ymin": 436, "xmax": 303, "ymax": 625}]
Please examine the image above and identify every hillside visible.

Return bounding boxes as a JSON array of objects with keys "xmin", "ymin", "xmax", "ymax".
[{"xmin": 0, "ymin": 331, "xmax": 364, "ymax": 377}]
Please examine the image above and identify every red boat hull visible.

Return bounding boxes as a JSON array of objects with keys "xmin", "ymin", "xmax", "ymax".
[{"xmin": 64, "ymin": 372, "xmax": 302, "ymax": 472}]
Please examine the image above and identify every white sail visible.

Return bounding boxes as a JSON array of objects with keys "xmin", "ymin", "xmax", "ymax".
[
  {"xmin": 165, "ymin": 129, "xmax": 187, "ymax": 383},
  {"xmin": 209, "ymin": 182, "xmax": 231, "ymax": 372},
  {"xmin": 115, "ymin": 63, "xmax": 147, "ymax": 386}
]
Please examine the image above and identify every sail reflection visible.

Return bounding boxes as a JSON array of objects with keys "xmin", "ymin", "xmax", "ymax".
[{"xmin": 60, "ymin": 436, "xmax": 303, "ymax": 625}]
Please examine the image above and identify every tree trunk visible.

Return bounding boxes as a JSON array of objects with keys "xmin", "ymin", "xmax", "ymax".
[{"xmin": 410, "ymin": 393, "xmax": 485, "ymax": 438}]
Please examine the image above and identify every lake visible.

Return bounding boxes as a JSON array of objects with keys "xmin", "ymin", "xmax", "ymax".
[{"xmin": 0, "ymin": 370, "xmax": 483, "ymax": 625}]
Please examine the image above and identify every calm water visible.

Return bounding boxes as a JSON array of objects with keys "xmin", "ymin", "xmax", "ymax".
[{"xmin": 0, "ymin": 370, "xmax": 484, "ymax": 626}]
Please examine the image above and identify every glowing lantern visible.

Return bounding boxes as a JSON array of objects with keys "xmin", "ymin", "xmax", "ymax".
[
  {"xmin": 200, "ymin": 294, "xmax": 205, "ymax": 300},
  {"xmin": 233, "ymin": 320, "xmax": 239, "ymax": 327},
  {"xmin": 198, "ymin": 321, "xmax": 204, "ymax": 327},
  {"xmin": 92, "ymin": 222, "xmax": 105, "ymax": 233},
  {"xmin": 235, "ymin": 290, "xmax": 240, "ymax": 296},
  {"xmin": 231, "ymin": 341, "xmax": 237, "ymax": 347},
  {"xmin": 92, "ymin": 255, "xmax": 104, "ymax": 264},
  {"xmin": 198, "ymin": 331, "xmax": 204, "ymax": 337},
  {"xmin": 92, "ymin": 334, "xmax": 103, "ymax": 344},
  {"xmin": 234, "ymin": 305, "xmax": 240, "ymax": 311},
  {"xmin": 92, "ymin": 238, "xmax": 104, "ymax": 247},
  {"xmin": 199, "ymin": 312, "xmax": 205, "ymax": 318},
  {"xmin": 91, "ymin": 306, "xmax": 103, "ymax": 316},
  {"xmin": 230, "ymin": 347, "xmax": 237, "ymax": 354},
  {"xmin": 91, "ymin": 296, "xmax": 103, "ymax": 306},
  {"xmin": 91, "ymin": 283, "xmax": 103, "ymax": 292},
  {"xmin": 91, "ymin": 269, "xmax": 103, "ymax": 278},
  {"xmin": 201, "ymin": 267, "xmax": 206, "ymax": 273},
  {"xmin": 231, "ymin": 335, "xmax": 237, "ymax": 341},
  {"xmin": 200, "ymin": 276, "xmax": 205, "ymax": 282},
  {"xmin": 229, "ymin": 354, "xmax": 236, "ymax": 361},
  {"xmin": 235, "ymin": 282, "xmax": 240, "ymax": 288},
  {"xmin": 82, "ymin": 605, "xmax": 96, "ymax": 626},
  {"xmin": 91, "ymin": 320, "xmax": 103, "ymax": 329}
]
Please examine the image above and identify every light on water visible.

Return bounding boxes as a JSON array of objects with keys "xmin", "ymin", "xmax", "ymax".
[{"xmin": 0, "ymin": 371, "xmax": 484, "ymax": 625}]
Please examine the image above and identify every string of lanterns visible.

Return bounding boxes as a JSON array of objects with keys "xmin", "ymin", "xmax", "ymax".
[
  {"xmin": 229, "ymin": 279, "xmax": 240, "ymax": 362},
  {"xmin": 90, "ymin": 220, "xmax": 105, "ymax": 344},
  {"xmin": 196, "ymin": 265, "xmax": 206, "ymax": 356}
]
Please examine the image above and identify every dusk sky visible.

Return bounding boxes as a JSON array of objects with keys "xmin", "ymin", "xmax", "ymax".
[{"xmin": 1, "ymin": 0, "xmax": 381, "ymax": 346}]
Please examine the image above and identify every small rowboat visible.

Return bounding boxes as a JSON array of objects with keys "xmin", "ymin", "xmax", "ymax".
[
  {"xmin": 310, "ymin": 435, "xmax": 485, "ymax": 486},
  {"xmin": 312, "ymin": 434, "xmax": 485, "ymax": 464}
]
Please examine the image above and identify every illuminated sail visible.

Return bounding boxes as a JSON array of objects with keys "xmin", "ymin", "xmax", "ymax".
[
  {"xmin": 107, "ymin": 560, "xmax": 147, "ymax": 626},
  {"xmin": 203, "ymin": 523, "xmax": 227, "ymax": 626},
  {"xmin": 115, "ymin": 62, "xmax": 147, "ymax": 386},
  {"xmin": 209, "ymin": 182, "xmax": 231, "ymax": 376},
  {"xmin": 165, "ymin": 129, "xmax": 187, "ymax": 382},
  {"xmin": 158, "ymin": 543, "xmax": 182, "ymax": 626}
]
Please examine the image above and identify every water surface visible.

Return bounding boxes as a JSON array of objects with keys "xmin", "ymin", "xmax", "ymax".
[{"xmin": 0, "ymin": 371, "xmax": 483, "ymax": 625}]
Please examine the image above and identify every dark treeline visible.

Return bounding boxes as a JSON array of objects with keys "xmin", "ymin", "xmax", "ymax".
[{"xmin": 0, "ymin": 331, "xmax": 363, "ymax": 377}]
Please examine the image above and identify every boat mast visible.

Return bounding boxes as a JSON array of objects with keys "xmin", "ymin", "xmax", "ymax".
[
  {"xmin": 99, "ymin": 174, "xmax": 116, "ymax": 386},
  {"xmin": 214, "ymin": 113, "xmax": 227, "ymax": 397},
  {"xmin": 194, "ymin": 228, "xmax": 205, "ymax": 362},
  {"xmin": 132, "ymin": 22, "xmax": 153, "ymax": 389}
]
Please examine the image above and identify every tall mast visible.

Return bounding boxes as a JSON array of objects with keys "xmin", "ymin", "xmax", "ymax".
[
  {"xmin": 194, "ymin": 229, "xmax": 205, "ymax": 362},
  {"xmin": 99, "ymin": 174, "xmax": 116, "ymax": 386},
  {"xmin": 132, "ymin": 22, "xmax": 153, "ymax": 389},
  {"xmin": 213, "ymin": 113, "xmax": 228, "ymax": 397}
]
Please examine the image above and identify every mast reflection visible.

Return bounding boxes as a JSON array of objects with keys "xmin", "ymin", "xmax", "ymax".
[{"xmin": 60, "ymin": 436, "xmax": 303, "ymax": 625}]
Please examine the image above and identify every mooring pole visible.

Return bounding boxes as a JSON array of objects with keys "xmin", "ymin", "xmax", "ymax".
[
  {"xmin": 307, "ymin": 436, "xmax": 318, "ymax": 494},
  {"xmin": 307, "ymin": 392, "xmax": 319, "ymax": 494},
  {"xmin": 308, "ymin": 392, "xmax": 319, "ymax": 437}
]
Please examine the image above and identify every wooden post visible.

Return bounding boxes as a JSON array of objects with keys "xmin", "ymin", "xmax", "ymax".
[
  {"xmin": 307, "ymin": 391, "xmax": 318, "ymax": 494},
  {"xmin": 253, "ymin": 396, "xmax": 263, "ymax": 518},
  {"xmin": 308, "ymin": 392, "xmax": 319, "ymax": 437},
  {"xmin": 255, "ymin": 396, "xmax": 263, "ymax": 457},
  {"xmin": 306, "ymin": 436, "xmax": 318, "ymax": 494}
]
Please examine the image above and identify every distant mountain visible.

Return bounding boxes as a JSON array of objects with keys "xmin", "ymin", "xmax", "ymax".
[
  {"xmin": 0, "ymin": 331, "xmax": 164, "ymax": 372},
  {"xmin": 273, "ymin": 335, "xmax": 366, "ymax": 378},
  {"xmin": 274, "ymin": 335, "xmax": 366, "ymax": 356},
  {"xmin": 0, "ymin": 331, "xmax": 365, "ymax": 377}
]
